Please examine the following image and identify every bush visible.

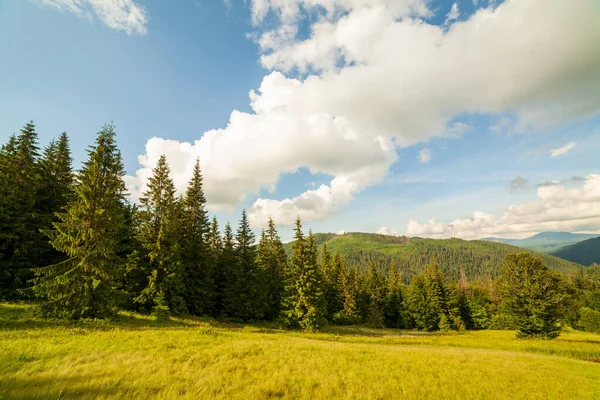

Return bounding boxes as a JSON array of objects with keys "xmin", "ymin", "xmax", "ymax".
[
  {"xmin": 578, "ymin": 307, "xmax": 600, "ymax": 333},
  {"xmin": 332, "ymin": 311, "xmax": 362, "ymax": 325}
]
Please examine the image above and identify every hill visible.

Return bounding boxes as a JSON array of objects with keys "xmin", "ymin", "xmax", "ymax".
[
  {"xmin": 482, "ymin": 232, "xmax": 598, "ymax": 253},
  {"xmin": 552, "ymin": 237, "xmax": 600, "ymax": 266},
  {"xmin": 285, "ymin": 232, "xmax": 584, "ymax": 281}
]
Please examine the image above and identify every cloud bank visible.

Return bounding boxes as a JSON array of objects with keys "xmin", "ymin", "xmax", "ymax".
[
  {"xmin": 126, "ymin": 0, "xmax": 600, "ymax": 227},
  {"xmin": 406, "ymin": 174, "xmax": 600, "ymax": 239}
]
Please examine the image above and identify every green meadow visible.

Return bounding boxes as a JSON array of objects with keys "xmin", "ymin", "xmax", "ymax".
[{"xmin": 1, "ymin": 303, "xmax": 600, "ymax": 400}]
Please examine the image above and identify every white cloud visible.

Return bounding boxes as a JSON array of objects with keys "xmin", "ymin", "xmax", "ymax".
[
  {"xmin": 550, "ymin": 142, "xmax": 577, "ymax": 157},
  {"xmin": 128, "ymin": 0, "xmax": 600, "ymax": 228},
  {"xmin": 377, "ymin": 226, "xmax": 399, "ymax": 236},
  {"xmin": 445, "ymin": 3, "xmax": 460, "ymax": 25},
  {"xmin": 419, "ymin": 148, "xmax": 431, "ymax": 164},
  {"xmin": 406, "ymin": 174, "xmax": 600, "ymax": 239},
  {"xmin": 35, "ymin": 0, "xmax": 148, "ymax": 35}
]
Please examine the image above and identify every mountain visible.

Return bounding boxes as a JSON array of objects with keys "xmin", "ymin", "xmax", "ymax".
[
  {"xmin": 552, "ymin": 237, "xmax": 600, "ymax": 266},
  {"xmin": 482, "ymin": 231, "xmax": 599, "ymax": 253},
  {"xmin": 285, "ymin": 232, "xmax": 584, "ymax": 282}
]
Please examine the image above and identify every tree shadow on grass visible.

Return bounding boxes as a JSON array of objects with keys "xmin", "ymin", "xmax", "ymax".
[{"xmin": 0, "ymin": 374, "xmax": 135, "ymax": 400}]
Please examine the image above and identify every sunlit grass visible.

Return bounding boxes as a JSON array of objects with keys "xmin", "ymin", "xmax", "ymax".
[{"xmin": 1, "ymin": 302, "xmax": 600, "ymax": 399}]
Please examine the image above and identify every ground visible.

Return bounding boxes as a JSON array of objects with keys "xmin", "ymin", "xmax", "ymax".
[{"xmin": 1, "ymin": 303, "xmax": 600, "ymax": 399}]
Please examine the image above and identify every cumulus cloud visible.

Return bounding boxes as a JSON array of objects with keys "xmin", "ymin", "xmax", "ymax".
[
  {"xmin": 377, "ymin": 226, "xmax": 399, "ymax": 236},
  {"xmin": 419, "ymin": 149, "xmax": 431, "ymax": 164},
  {"xmin": 406, "ymin": 174, "xmax": 600, "ymax": 239},
  {"xmin": 35, "ymin": 0, "xmax": 148, "ymax": 35},
  {"xmin": 550, "ymin": 142, "xmax": 577, "ymax": 157},
  {"xmin": 127, "ymin": 0, "xmax": 600, "ymax": 228}
]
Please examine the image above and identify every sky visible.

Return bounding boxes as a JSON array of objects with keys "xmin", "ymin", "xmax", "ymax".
[{"xmin": 1, "ymin": 0, "xmax": 600, "ymax": 241}]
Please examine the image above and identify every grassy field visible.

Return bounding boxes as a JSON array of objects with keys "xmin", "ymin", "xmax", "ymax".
[{"xmin": 1, "ymin": 303, "xmax": 600, "ymax": 399}]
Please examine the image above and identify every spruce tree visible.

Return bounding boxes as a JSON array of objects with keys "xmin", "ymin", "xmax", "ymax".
[
  {"xmin": 183, "ymin": 159, "xmax": 212, "ymax": 315},
  {"xmin": 320, "ymin": 245, "xmax": 344, "ymax": 320},
  {"xmin": 221, "ymin": 222, "xmax": 239, "ymax": 318},
  {"xmin": 282, "ymin": 219, "xmax": 325, "ymax": 331},
  {"xmin": 498, "ymin": 252, "xmax": 575, "ymax": 339},
  {"xmin": 31, "ymin": 124, "xmax": 128, "ymax": 318},
  {"xmin": 208, "ymin": 217, "xmax": 224, "ymax": 316},
  {"xmin": 256, "ymin": 217, "xmax": 287, "ymax": 320},
  {"xmin": 134, "ymin": 155, "xmax": 187, "ymax": 317},
  {"xmin": 231, "ymin": 209, "xmax": 264, "ymax": 321},
  {"xmin": 0, "ymin": 122, "xmax": 44, "ymax": 297},
  {"xmin": 383, "ymin": 262, "xmax": 406, "ymax": 328},
  {"xmin": 334, "ymin": 265, "xmax": 361, "ymax": 325}
]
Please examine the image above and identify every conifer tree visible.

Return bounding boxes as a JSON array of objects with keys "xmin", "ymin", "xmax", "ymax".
[
  {"xmin": 31, "ymin": 124, "xmax": 128, "ymax": 318},
  {"xmin": 0, "ymin": 122, "xmax": 44, "ymax": 297},
  {"xmin": 334, "ymin": 265, "xmax": 361, "ymax": 325},
  {"xmin": 320, "ymin": 245, "xmax": 344, "ymax": 320},
  {"xmin": 256, "ymin": 217, "xmax": 287, "ymax": 320},
  {"xmin": 134, "ymin": 155, "xmax": 186, "ymax": 317},
  {"xmin": 282, "ymin": 219, "xmax": 325, "ymax": 330},
  {"xmin": 183, "ymin": 159, "xmax": 212, "ymax": 315},
  {"xmin": 383, "ymin": 262, "xmax": 407, "ymax": 328},
  {"xmin": 231, "ymin": 209, "xmax": 264, "ymax": 321},
  {"xmin": 221, "ymin": 222, "xmax": 239, "ymax": 317},
  {"xmin": 208, "ymin": 217, "xmax": 224, "ymax": 316}
]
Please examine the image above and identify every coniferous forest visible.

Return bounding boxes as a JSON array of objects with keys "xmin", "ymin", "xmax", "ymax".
[{"xmin": 2, "ymin": 122, "xmax": 600, "ymax": 338}]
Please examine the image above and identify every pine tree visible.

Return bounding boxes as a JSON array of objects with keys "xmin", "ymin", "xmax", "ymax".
[
  {"xmin": 333, "ymin": 265, "xmax": 361, "ymax": 325},
  {"xmin": 208, "ymin": 217, "xmax": 224, "ymax": 316},
  {"xmin": 231, "ymin": 209, "xmax": 264, "ymax": 321},
  {"xmin": 281, "ymin": 219, "xmax": 324, "ymax": 331},
  {"xmin": 320, "ymin": 245, "xmax": 344, "ymax": 321},
  {"xmin": 221, "ymin": 222, "xmax": 238, "ymax": 318},
  {"xmin": 0, "ymin": 122, "xmax": 44, "ymax": 297},
  {"xmin": 38, "ymin": 132, "xmax": 74, "ymax": 267},
  {"xmin": 134, "ymin": 155, "xmax": 186, "ymax": 318},
  {"xmin": 383, "ymin": 262, "xmax": 407, "ymax": 328},
  {"xmin": 31, "ymin": 124, "xmax": 128, "ymax": 318},
  {"xmin": 256, "ymin": 217, "xmax": 287, "ymax": 320},
  {"xmin": 183, "ymin": 159, "xmax": 212, "ymax": 315}
]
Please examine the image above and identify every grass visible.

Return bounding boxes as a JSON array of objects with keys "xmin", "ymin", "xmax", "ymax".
[{"xmin": 2, "ymin": 303, "xmax": 600, "ymax": 399}]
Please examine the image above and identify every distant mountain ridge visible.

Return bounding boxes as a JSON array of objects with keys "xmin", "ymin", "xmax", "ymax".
[
  {"xmin": 552, "ymin": 237, "xmax": 600, "ymax": 266},
  {"xmin": 482, "ymin": 231, "xmax": 599, "ymax": 253},
  {"xmin": 284, "ymin": 232, "xmax": 584, "ymax": 282}
]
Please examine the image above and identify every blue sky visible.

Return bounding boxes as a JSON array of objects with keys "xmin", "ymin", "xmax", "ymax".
[{"xmin": 1, "ymin": 0, "xmax": 600, "ymax": 241}]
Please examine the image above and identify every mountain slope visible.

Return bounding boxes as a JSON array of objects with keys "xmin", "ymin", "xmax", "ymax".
[
  {"xmin": 552, "ymin": 237, "xmax": 600, "ymax": 266},
  {"xmin": 287, "ymin": 232, "xmax": 584, "ymax": 281},
  {"xmin": 482, "ymin": 232, "xmax": 598, "ymax": 253}
]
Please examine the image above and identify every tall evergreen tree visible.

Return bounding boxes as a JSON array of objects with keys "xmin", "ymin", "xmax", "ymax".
[
  {"xmin": 282, "ymin": 219, "xmax": 324, "ymax": 331},
  {"xmin": 383, "ymin": 262, "xmax": 407, "ymax": 328},
  {"xmin": 208, "ymin": 216, "xmax": 224, "ymax": 316},
  {"xmin": 0, "ymin": 122, "xmax": 44, "ymax": 297},
  {"xmin": 230, "ymin": 209, "xmax": 264, "ymax": 321},
  {"xmin": 31, "ymin": 124, "xmax": 128, "ymax": 318},
  {"xmin": 134, "ymin": 155, "xmax": 186, "ymax": 317},
  {"xmin": 256, "ymin": 217, "xmax": 287, "ymax": 320},
  {"xmin": 183, "ymin": 159, "xmax": 212, "ymax": 315},
  {"xmin": 320, "ymin": 245, "xmax": 344, "ymax": 321},
  {"xmin": 221, "ymin": 222, "xmax": 238, "ymax": 318}
]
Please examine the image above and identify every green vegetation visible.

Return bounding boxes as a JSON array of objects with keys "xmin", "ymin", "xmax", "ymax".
[
  {"xmin": 2, "ymin": 303, "xmax": 600, "ymax": 399},
  {"xmin": 291, "ymin": 232, "xmax": 583, "ymax": 281},
  {"xmin": 553, "ymin": 237, "xmax": 600, "ymax": 266},
  {"xmin": 484, "ymin": 231, "xmax": 599, "ymax": 253}
]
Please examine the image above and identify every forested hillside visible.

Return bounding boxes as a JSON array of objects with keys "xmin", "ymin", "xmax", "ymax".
[
  {"xmin": 552, "ymin": 237, "xmax": 600, "ymax": 266},
  {"xmin": 285, "ymin": 232, "xmax": 584, "ymax": 281}
]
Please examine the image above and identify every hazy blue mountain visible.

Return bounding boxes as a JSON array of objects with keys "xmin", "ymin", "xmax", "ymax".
[{"xmin": 482, "ymin": 232, "xmax": 599, "ymax": 253}]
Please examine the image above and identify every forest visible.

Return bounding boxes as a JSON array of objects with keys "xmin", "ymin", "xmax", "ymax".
[{"xmin": 1, "ymin": 122, "xmax": 600, "ymax": 338}]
